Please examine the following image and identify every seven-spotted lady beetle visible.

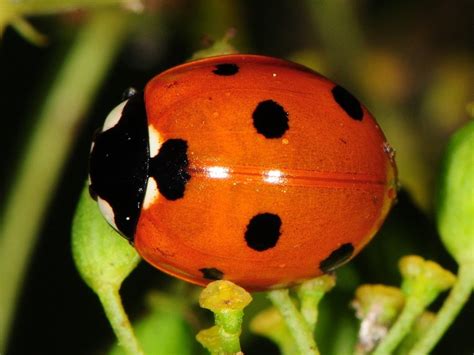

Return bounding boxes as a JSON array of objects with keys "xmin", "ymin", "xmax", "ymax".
[{"xmin": 89, "ymin": 54, "xmax": 397, "ymax": 291}]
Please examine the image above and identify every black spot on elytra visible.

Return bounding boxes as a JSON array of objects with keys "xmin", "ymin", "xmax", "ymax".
[
  {"xmin": 89, "ymin": 93, "xmax": 149, "ymax": 240},
  {"xmin": 245, "ymin": 213, "xmax": 282, "ymax": 251},
  {"xmin": 213, "ymin": 63, "xmax": 239, "ymax": 76},
  {"xmin": 200, "ymin": 267, "xmax": 224, "ymax": 280},
  {"xmin": 319, "ymin": 243, "xmax": 355, "ymax": 273},
  {"xmin": 331, "ymin": 85, "xmax": 363, "ymax": 121},
  {"xmin": 149, "ymin": 139, "xmax": 191, "ymax": 200},
  {"xmin": 252, "ymin": 100, "xmax": 289, "ymax": 138}
]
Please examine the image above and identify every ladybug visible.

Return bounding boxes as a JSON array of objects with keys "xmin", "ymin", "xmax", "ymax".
[{"xmin": 89, "ymin": 54, "xmax": 397, "ymax": 291}]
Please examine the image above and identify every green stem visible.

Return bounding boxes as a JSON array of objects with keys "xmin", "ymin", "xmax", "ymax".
[
  {"xmin": 214, "ymin": 310, "xmax": 244, "ymax": 353},
  {"xmin": 268, "ymin": 289, "xmax": 319, "ymax": 355},
  {"xmin": 4, "ymin": 0, "xmax": 141, "ymax": 16},
  {"xmin": 296, "ymin": 275, "xmax": 335, "ymax": 333},
  {"xmin": 408, "ymin": 262, "xmax": 474, "ymax": 355},
  {"xmin": 197, "ymin": 281, "xmax": 251, "ymax": 354},
  {"xmin": 10, "ymin": 16, "xmax": 48, "ymax": 45},
  {"xmin": 98, "ymin": 286, "xmax": 144, "ymax": 355},
  {"xmin": 373, "ymin": 296, "xmax": 424, "ymax": 355},
  {"xmin": 0, "ymin": 11, "xmax": 132, "ymax": 353}
]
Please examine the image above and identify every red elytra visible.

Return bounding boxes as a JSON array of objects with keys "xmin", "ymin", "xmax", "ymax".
[{"xmin": 93, "ymin": 54, "xmax": 397, "ymax": 291}]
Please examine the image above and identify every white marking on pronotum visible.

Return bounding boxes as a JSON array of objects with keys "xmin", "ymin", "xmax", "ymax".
[
  {"xmin": 97, "ymin": 197, "xmax": 118, "ymax": 230},
  {"xmin": 206, "ymin": 166, "xmax": 230, "ymax": 179},
  {"xmin": 148, "ymin": 125, "xmax": 163, "ymax": 158},
  {"xmin": 102, "ymin": 100, "xmax": 128, "ymax": 132},
  {"xmin": 143, "ymin": 177, "xmax": 159, "ymax": 209}
]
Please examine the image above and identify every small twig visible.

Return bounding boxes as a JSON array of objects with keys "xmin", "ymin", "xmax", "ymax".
[
  {"xmin": 268, "ymin": 289, "xmax": 319, "ymax": 355},
  {"xmin": 408, "ymin": 262, "xmax": 474, "ymax": 354},
  {"xmin": 99, "ymin": 286, "xmax": 144, "ymax": 355},
  {"xmin": 372, "ymin": 296, "xmax": 423, "ymax": 355}
]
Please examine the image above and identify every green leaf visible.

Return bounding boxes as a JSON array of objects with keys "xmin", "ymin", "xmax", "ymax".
[
  {"xmin": 72, "ymin": 184, "xmax": 141, "ymax": 293},
  {"xmin": 436, "ymin": 119, "xmax": 474, "ymax": 264},
  {"xmin": 72, "ymin": 185, "xmax": 144, "ymax": 355}
]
